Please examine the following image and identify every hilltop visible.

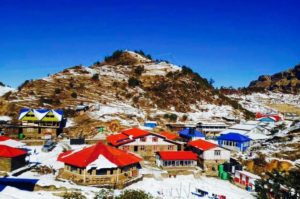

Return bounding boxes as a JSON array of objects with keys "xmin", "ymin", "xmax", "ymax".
[{"xmin": 248, "ymin": 63, "xmax": 300, "ymax": 94}]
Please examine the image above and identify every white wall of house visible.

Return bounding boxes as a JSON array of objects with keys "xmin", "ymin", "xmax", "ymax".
[
  {"xmin": 156, "ymin": 156, "xmax": 197, "ymax": 167},
  {"xmin": 201, "ymin": 147, "xmax": 230, "ymax": 160},
  {"xmin": 123, "ymin": 135, "xmax": 176, "ymax": 146}
]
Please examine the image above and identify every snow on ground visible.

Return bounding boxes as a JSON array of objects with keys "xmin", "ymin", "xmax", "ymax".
[
  {"xmin": 143, "ymin": 62, "xmax": 181, "ymax": 76},
  {"xmin": 125, "ymin": 175, "xmax": 255, "ymax": 199},
  {"xmin": 65, "ymin": 118, "xmax": 75, "ymax": 128},
  {"xmin": 228, "ymin": 92, "xmax": 300, "ymax": 113},
  {"xmin": 0, "ymin": 86, "xmax": 15, "ymax": 97},
  {"xmin": 0, "ymin": 186, "xmax": 60, "ymax": 199},
  {"xmin": 0, "ymin": 116, "xmax": 11, "ymax": 121},
  {"xmin": 1, "ymin": 142, "xmax": 255, "ymax": 199}
]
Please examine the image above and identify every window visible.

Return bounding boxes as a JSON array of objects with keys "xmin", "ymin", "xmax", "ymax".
[
  {"xmin": 152, "ymin": 137, "xmax": 158, "ymax": 142},
  {"xmin": 140, "ymin": 137, "xmax": 146, "ymax": 142},
  {"xmin": 214, "ymin": 150, "xmax": 221, "ymax": 156},
  {"xmin": 168, "ymin": 145, "xmax": 174, "ymax": 150},
  {"xmin": 153, "ymin": 145, "xmax": 158, "ymax": 151},
  {"xmin": 122, "ymin": 146, "xmax": 129, "ymax": 151},
  {"xmin": 140, "ymin": 145, "xmax": 145, "ymax": 151}
]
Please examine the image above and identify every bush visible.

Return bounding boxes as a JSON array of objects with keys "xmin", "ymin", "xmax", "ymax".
[
  {"xmin": 134, "ymin": 66, "xmax": 145, "ymax": 76},
  {"xmin": 128, "ymin": 77, "xmax": 140, "ymax": 87},
  {"xmin": 134, "ymin": 50, "xmax": 152, "ymax": 60},
  {"xmin": 54, "ymin": 88, "xmax": 61, "ymax": 94},
  {"xmin": 71, "ymin": 92, "xmax": 78, "ymax": 98},
  {"xmin": 163, "ymin": 113, "xmax": 178, "ymax": 122},
  {"xmin": 104, "ymin": 50, "xmax": 124, "ymax": 63},
  {"xmin": 18, "ymin": 79, "xmax": 32, "ymax": 91},
  {"xmin": 92, "ymin": 73, "xmax": 99, "ymax": 81},
  {"xmin": 63, "ymin": 192, "xmax": 86, "ymax": 199},
  {"xmin": 116, "ymin": 190, "xmax": 153, "ymax": 199},
  {"xmin": 94, "ymin": 189, "xmax": 114, "ymax": 199}
]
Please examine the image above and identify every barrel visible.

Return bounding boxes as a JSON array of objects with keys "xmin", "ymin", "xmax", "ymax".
[
  {"xmin": 221, "ymin": 172, "xmax": 228, "ymax": 180},
  {"xmin": 218, "ymin": 171, "xmax": 223, "ymax": 177},
  {"xmin": 218, "ymin": 164, "xmax": 224, "ymax": 172},
  {"xmin": 18, "ymin": 133, "xmax": 24, "ymax": 140}
]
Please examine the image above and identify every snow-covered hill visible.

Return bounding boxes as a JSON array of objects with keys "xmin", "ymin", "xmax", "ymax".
[
  {"xmin": 0, "ymin": 50, "xmax": 248, "ymax": 136},
  {"xmin": 0, "ymin": 85, "xmax": 15, "ymax": 97}
]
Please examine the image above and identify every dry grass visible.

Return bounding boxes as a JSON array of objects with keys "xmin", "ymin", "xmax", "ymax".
[{"xmin": 266, "ymin": 103, "xmax": 300, "ymax": 116}]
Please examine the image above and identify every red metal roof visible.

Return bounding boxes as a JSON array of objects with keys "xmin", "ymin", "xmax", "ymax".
[
  {"xmin": 106, "ymin": 133, "xmax": 131, "ymax": 146},
  {"xmin": 160, "ymin": 131, "xmax": 179, "ymax": 140},
  {"xmin": 121, "ymin": 128, "xmax": 150, "ymax": 138},
  {"xmin": 107, "ymin": 128, "xmax": 150, "ymax": 146},
  {"xmin": 57, "ymin": 142, "xmax": 142, "ymax": 168},
  {"xmin": 0, "ymin": 145, "xmax": 27, "ymax": 158},
  {"xmin": 188, "ymin": 139, "xmax": 217, "ymax": 151},
  {"xmin": 157, "ymin": 151, "xmax": 198, "ymax": 161},
  {"xmin": 0, "ymin": 136, "xmax": 10, "ymax": 141}
]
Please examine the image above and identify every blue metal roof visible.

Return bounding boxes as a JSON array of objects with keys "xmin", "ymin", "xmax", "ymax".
[
  {"xmin": 218, "ymin": 133, "xmax": 251, "ymax": 142},
  {"xmin": 179, "ymin": 128, "xmax": 205, "ymax": 139}
]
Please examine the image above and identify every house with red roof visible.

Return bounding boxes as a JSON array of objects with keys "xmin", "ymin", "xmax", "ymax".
[
  {"xmin": 156, "ymin": 151, "xmax": 198, "ymax": 169},
  {"xmin": 0, "ymin": 145, "xmax": 27, "ymax": 172},
  {"xmin": 159, "ymin": 131, "xmax": 179, "ymax": 141},
  {"xmin": 107, "ymin": 128, "xmax": 183, "ymax": 157},
  {"xmin": 57, "ymin": 141, "xmax": 142, "ymax": 188},
  {"xmin": 187, "ymin": 139, "xmax": 230, "ymax": 176}
]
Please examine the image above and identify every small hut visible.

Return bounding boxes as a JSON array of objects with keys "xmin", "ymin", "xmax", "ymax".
[{"xmin": 0, "ymin": 145, "xmax": 27, "ymax": 172}]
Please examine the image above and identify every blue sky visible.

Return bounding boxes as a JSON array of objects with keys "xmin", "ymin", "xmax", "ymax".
[{"xmin": 1, "ymin": 0, "xmax": 299, "ymax": 88}]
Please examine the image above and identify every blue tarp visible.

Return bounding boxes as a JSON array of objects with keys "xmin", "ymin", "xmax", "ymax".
[
  {"xmin": 0, "ymin": 178, "xmax": 39, "ymax": 192},
  {"xmin": 179, "ymin": 128, "xmax": 205, "ymax": 139}
]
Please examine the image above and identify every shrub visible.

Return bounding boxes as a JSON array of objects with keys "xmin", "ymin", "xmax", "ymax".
[
  {"xmin": 128, "ymin": 77, "xmax": 140, "ymax": 87},
  {"xmin": 92, "ymin": 73, "xmax": 99, "ymax": 81},
  {"xmin": 163, "ymin": 113, "xmax": 178, "ymax": 122},
  {"xmin": 134, "ymin": 50, "xmax": 152, "ymax": 60},
  {"xmin": 63, "ymin": 192, "xmax": 86, "ymax": 199},
  {"xmin": 115, "ymin": 190, "xmax": 153, "ymax": 199},
  {"xmin": 134, "ymin": 66, "xmax": 145, "ymax": 76},
  {"xmin": 71, "ymin": 92, "xmax": 78, "ymax": 98},
  {"xmin": 94, "ymin": 189, "xmax": 114, "ymax": 199},
  {"xmin": 18, "ymin": 79, "xmax": 32, "ymax": 91},
  {"xmin": 182, "ymin": 114, "xmax": 188, "ymax": 121},
  {"xmin": 104, "ymin": 50, "xmax": 124, "ymax": 63},
  {"xmin": 54, "ymin": 88, "xmax": 61, "ymax": 94},
  {"xmin": 169, "ymin": 113, "xmax": 178, "ymax": 121}
]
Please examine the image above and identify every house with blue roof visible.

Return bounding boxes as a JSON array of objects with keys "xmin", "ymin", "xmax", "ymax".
[
  {"xmin": 18, "ymin": 108, "xmax": 65, "ymax": 139},
  {"xmin": 217, "ymin": 133, "xmax": 251, "ymax": 152},
  {"xmin": 178, "ymin": 128, "xmax": 205, "ymax": 141}
]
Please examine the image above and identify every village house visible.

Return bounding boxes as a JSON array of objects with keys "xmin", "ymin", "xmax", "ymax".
[
  {"xmin": 155, "ymin": 151, "xmax": 198, "ymax": 170},
  {"xmin": 196, "ymin": 121, "xmax": 229, "ymax": 138},
  {"xmin": 178, "ymin": 128, "xmax": 205, "ymax": 141},
  {"xmin": 0, "ymin": 145, "xmax": 27, "ymax": 172},
  {"xmin": 18, "ymin": 108, "xmax": 65, "ymax": 139},
  {"xmin": 217, "ymin": 133, "xmax": 252, "ymax": 152},
  {"xmin": 233, "ymin": 170, "xmax": 261, "ymax": 191},
  {"xmin": 221, "ymin": 121, "xmax": 270, "ymax": 141},
  {"xmin": 187, "ymin": 139, "xmax": 230, "ymax": 176},
  {"xmin": 107, "ymin": 128, "xmax": 183, "ymax": 157},
  {"xmin": 57, "ymin": 142, "xmax": 142, "ymax": 188}
]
